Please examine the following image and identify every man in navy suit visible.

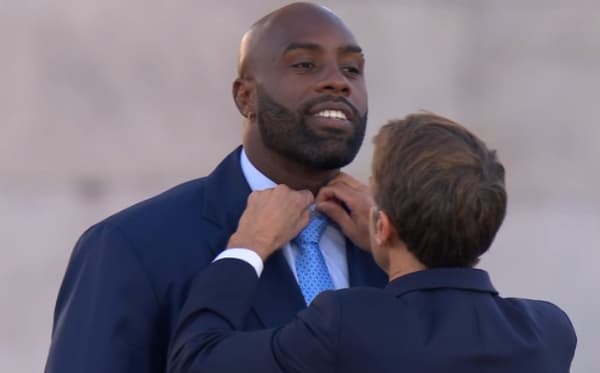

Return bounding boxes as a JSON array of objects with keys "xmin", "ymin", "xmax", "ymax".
[
  {"xmin": 45, "ymin": 3, "xmax": 386, "ymax": 372},
  {"xmin": 168, "ymin": 113, "xmax": 577, "ymax": 373}
]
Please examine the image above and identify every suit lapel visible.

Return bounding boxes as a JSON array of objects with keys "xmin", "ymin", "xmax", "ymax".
[
  {"xmin": 200, "ymin": 147, "xmax": 305, "ymax": 327},
  {"xmin": 200, "ymin": 147, "xmax": 251, "ymax": 257},
  {"xmin": 252, "ymin": 251, "xmax": 306, "ymax": 327},
  {"xmin": 346, "ymin": 238, "xmax": 388, "ymax": 288}
]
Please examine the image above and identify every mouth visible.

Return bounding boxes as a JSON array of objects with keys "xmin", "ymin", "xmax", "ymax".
[
  {"xmin": 313, "ymin": 109, "xmax": 348, "ymax": 121},
  {"xmin": 307, "ymin": 110, "xmax": 353, "ymax": 133},
  {"xmin": 307, "ymin": 99, "xmax": 356, "ymax": 123}
]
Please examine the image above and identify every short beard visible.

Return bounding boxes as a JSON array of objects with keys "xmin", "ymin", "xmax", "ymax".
[{"xmin": 256, "ymin": 85, "xmax": 367, "ymax": 170}]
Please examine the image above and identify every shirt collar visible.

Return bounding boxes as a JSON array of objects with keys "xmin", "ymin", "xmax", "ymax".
[
  {"xmin": 240, "ymin": 148, "xmax": 277, "ymax": 192},
  {"xmin": 240, "ymin": 149, "xmax": 325, "ymax": 224},
  {"xmin": 385, "ymin": 267, "xmax": 498, "ymax": 297}
]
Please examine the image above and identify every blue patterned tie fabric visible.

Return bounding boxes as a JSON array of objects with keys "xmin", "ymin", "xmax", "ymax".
[{"xmin": 293, "ymin": 209, "xmax": 335, "ymax": 305}]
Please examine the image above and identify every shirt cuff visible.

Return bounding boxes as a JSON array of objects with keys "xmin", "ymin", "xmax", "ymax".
[{"xmin": 213, "ymin": 248, "xmax": 264, "ymax": 277}]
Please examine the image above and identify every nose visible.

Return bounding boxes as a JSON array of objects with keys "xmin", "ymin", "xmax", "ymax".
[{"xmin": 315, "ymin": 65, "xmax": 351, "ymax": 97}]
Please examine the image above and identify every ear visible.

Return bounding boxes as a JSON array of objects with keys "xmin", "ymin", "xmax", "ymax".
[
  {"xmin": 232, "ymin": 78, "xmax": 256, "ymax": 119},
  {"xmin": 374, "ymin": 210, "xmax": 394, "ymax": 246}
]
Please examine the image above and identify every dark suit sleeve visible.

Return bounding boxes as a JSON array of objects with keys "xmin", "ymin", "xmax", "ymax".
[
  {"xmin": 45, "ymin": 223, "xmax": 160, "ymax": 373},
  {"xmin": 168, "ymin": 259, "xmax": 340, "ymax": 373}
]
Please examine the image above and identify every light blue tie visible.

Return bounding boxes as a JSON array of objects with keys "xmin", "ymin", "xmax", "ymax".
[{"xmin": 293, "ymin": 209, "xmax": 335, "ymax": 305}]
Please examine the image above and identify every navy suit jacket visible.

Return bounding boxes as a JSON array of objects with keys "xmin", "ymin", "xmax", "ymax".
[
  {"xmin": 45, "ymin": 147, "xmax": 387, "ymax": 373},
  {"xmin": 168, "ymin": 260, "xmax": 576, "ymax": 373}
]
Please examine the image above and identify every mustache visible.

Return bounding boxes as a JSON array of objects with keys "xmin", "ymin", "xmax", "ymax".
[{"xmin": 301, "ymin": 95, "xmax": 361, "ymax": 120}]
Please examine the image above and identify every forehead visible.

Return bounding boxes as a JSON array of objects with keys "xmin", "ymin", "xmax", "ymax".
[{"xmin": 265, "ymin": 11, "xmax": 358, "ymax": 55}]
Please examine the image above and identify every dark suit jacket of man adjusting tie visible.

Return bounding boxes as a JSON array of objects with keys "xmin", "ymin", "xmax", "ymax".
[
  {"xmin": 45, "ymin": 147, "xmax": 387, "ymax": 373},
  {"xmin": 168, "ymin": 259, "xmax": 577, "ymax": 373}
]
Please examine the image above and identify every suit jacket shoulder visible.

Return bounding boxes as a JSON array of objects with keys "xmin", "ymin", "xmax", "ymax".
[
  {"xmin": 95, "ymin": 147, "xmax": 250, "ymax": 293},
  {"xmin": 502, "ymin": 297, "xmax": 577, "ymax": 366},
  {"xmin": 47, "ymin": 148, "xmax": 249, "ymax": 373}
]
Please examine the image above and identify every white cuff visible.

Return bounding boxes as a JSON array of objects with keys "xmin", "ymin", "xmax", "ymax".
[{"xmin": 213, "ymin": 248, "xmax": 264, "ymax": 277}]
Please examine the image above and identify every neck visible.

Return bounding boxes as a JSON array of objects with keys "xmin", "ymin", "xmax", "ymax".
[
  {"xmin": 386, "ymin": 245, "xmax": 427, "ymax": 282},
  {"xmin": 243, "ymin": 127, "xmax": 340, "ymax": 195}
]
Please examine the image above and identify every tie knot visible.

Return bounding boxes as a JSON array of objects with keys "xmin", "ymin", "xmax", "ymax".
[{"xmin": 293, "ymin": 211, "xmax": 329, "ymax": 246}]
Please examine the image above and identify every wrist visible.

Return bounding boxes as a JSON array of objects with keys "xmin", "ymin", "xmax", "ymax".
[
  {"xmin": 227, "ymin": 232, "xmax": 272, "ymax": 261},
  {"xmin": 214, "ymin": 248, "xmax": 264, "ymax": 277}
]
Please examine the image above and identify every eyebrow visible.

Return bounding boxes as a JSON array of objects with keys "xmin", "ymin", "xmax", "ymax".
[
  {"xmin": 339, "ymin": 44, "xmax": 363, "ymax": 55},
  {"xmin": 283, "ymin": 42, "xmax": 363, "ymax": 55}
]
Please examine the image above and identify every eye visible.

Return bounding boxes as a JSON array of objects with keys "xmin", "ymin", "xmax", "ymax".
[
  {"xmin": 291, "ymin": 61, "xmax": 316, "ymax": 70},
  {"xmin": 342, "ymin": 65, "xmax": 362, "ymax": 76}
]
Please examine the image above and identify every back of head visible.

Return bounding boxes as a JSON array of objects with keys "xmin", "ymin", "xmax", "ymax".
[{"xmin": 372, "ymin": 113, "xmax": 506, "ymax": 267}]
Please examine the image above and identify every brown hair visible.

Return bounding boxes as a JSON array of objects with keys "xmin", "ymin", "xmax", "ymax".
[{"xmin": 372, "ymin": 113, "xmax": 506, "ymax": 267}]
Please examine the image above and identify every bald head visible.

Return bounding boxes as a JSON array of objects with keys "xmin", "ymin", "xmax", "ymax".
[{"xmin": 238, "ymin": 2, "xmax": 356, "ymax": 78}]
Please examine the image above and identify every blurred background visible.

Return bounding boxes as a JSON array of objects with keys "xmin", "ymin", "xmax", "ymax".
[{"xmin": 1, "ymin": 0, "xmax": 598, "ymax": 371}]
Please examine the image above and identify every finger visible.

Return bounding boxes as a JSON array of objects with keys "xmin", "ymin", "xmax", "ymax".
[
  {"xmin": 288, "ymin": 207, "xmax": 311, "ymax": 239},
  {"xmin": 316, "ymin": 183, "xmax": 356, "ymax": 202},
  {"xmin": 299, "ymin": 207, "xmax": 311, "ymax": 228},
  {"xmin": 316, "ymin": 200, "xmax": 355, "ymax": 232},
  {"xmin": 315, "ymin": 186, "xmax": 337, "ymax": 204},
  {"xmin": 316, "ymin": 184, "xmax": 360, "ymax": 206},
  {"xmin": 297, "ymin": 189, "xmax": 315, "ymax": 206},
  {"xmin": 245, "ymin": 190, "xmax": 263, "ymax": 208}
]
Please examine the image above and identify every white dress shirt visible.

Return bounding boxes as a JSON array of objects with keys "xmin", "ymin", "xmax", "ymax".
[{"xmin": 213, "ymin": 149, "xmax": 349, "ymax": 289}]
